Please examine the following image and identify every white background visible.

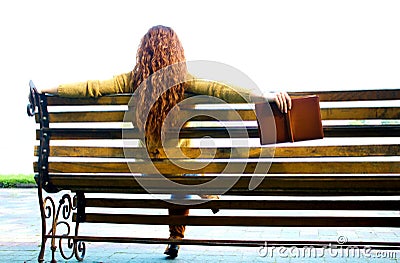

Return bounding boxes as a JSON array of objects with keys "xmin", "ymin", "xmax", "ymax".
[{"xmin": 1, "ymin": 0, "xmax": 399, "ymax": 174}]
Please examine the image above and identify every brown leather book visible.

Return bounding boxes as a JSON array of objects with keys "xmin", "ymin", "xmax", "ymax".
[{"xmin": 255, "ymin": 95, "xmax": 324, "ymax": 145}]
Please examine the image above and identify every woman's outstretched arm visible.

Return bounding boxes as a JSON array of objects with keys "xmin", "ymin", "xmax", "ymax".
[
  {"xmin": 185, "ymin": 76, "xmax": 291, "ymax": 113},
  {"xmin": 39, "ymin": 72, "xmax": 132, "ymax": 97}
]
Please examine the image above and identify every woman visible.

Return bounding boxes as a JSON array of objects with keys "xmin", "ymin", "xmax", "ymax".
[{"xmin": 40, "ymin": 25, "xmax": 291, "ymax": 258}]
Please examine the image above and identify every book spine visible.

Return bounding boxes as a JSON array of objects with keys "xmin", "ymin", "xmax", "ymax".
[{"xmin": 285, "ymin": 111, "xmax": 294, "ymax": 142}]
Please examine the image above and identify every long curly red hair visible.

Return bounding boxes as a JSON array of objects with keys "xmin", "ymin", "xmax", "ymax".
[{"xmin": 129, "ymin": 25, "xmax": 187, "ymax": 154}]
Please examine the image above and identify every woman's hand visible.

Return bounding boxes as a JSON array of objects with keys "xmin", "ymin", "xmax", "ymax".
[
  {"xmin": 39, "ymin": 86, "xmax": 58, "ymax": 94},
  {"xmin": 273, "ymin": 91, "xmax": 292, "ymax": 113},
  {"xmin": 263, "ymin": 91, "xmax": 292, "ymax": 113}
]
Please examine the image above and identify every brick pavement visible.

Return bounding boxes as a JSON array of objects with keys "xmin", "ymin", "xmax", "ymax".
[{"xmin": 1, "ymin": 188, "xmax": 399, "ymax": 262}]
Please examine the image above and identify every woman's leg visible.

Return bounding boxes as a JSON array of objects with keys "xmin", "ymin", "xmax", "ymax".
[
  {"xmin": 168, "ymin": 206, "xmax": 189, "ymax": 238},
  {"xmin": 168, "ymin": 192, "xmax": 190, "ymax": 238},
  {"xmin": 164, "ymin": 193, "xmax": 190, "ymax": 258}
]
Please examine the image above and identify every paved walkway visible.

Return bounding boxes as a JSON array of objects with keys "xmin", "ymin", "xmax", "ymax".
[{"xmin": 1, "ymin": 188, "xmax": 400, "ymax": 262}]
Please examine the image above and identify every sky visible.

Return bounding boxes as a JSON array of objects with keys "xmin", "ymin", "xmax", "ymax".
[{"xmin": 1, "ymin": 0, "xmax": 400, "ymax": 174}]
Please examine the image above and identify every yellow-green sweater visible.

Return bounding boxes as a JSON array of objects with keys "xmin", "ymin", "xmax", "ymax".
[{"xmin": 58, "ymin": 72, "xmax": 254, "ymax": 103}]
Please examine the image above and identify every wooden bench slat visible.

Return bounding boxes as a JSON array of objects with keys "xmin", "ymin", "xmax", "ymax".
[
  {"xmin": 78, "ymin": 213, "xmax": 400, "ymax": 227},
  {"xmin": 273, "ymin": 144, "xmax": 400, "ymax": 157},
  {"xmin": 45, "ymin": 175, "xmax": 400, "ymax": 195},
  {"xmin": 323, "ymin": 125, "xmax": 400, "ymax": 137},
  {"xmin": 35, "ymin": 109, "xmax": 255, "ymax": 123},
  {"xmin": 46, "ymin": 95, "xmax": 132, "ymax": 106},
  {"xmin": 37, "ymin": 144, "xmax": 400, "ymax": 158},
  {"xmin": 85, "ymin": 198, "xmax": 400, "ymax": 211},
  {"xmin": 47, "ymin": 235, "xmax": 400, "ymax": 249},
  {"xmin": 36, "ymin": 111, "xmax": 128, "ymax": 123},
  {"xmin": 36, "ymin": 127, "xmax": 262, "ymax": 140},
  {"xmin": 37, "ymin": 160, "xmax": 400, "ymax": 174},
  {"xmin": 321, "ymin": 107, "xmax": 400, "ymax": 120},
  {"xmin": 36, "ymin": 128, "xmax": 137, "ymax": 140},
  {"xmin": 36, "ymin": 125, "xmax": 400, "ymax": 140},
  {"xmin": 35, "ymin": 106, "xmax": 400, "ymax": 123},
  {"xmin": 289, "ymin": 89, "xmax": 400, "ymax": 101}
]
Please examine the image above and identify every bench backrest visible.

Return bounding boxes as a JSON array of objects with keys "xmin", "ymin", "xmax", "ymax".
[{"xmin": 32, "ymin": 88, "xmax": 400, "ymax": 196}]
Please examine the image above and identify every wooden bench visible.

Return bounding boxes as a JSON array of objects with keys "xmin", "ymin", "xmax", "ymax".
[{"xmin": 27, "ymin": 83, "xmax": 400, "ymax": 262}]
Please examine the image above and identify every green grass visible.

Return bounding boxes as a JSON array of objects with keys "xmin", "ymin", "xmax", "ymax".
[{"xmin": 0, "ymin": 174, "xmax": 36, "ymax": 188}]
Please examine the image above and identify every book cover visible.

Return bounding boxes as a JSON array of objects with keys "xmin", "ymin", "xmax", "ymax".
[{"xmin": 255, "ymin": 95, "xmax": 324, "ymax": 145}]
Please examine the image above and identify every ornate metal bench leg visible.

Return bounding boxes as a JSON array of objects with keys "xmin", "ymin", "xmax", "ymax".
[
  {"xmin": 37, "ymin": 188, "xmax": 47, "ymax": 263},
  {"xmin": 74, "ymin": 192, "xmax": 86, "ymax": 261},
  {"xmin": 37, "ymin": 192, "xmax": 86, "ymax": 262},
  {"xmin": 58, "ymin": 193, "xmax": 87, "ymax": 261},
  {"xmin": 42, "ymin": 194, "xmax": 58, "ymax": 263},
  {"xmin": 74, "ymin": 222, "xmax": 86, "ymax": 261}
]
